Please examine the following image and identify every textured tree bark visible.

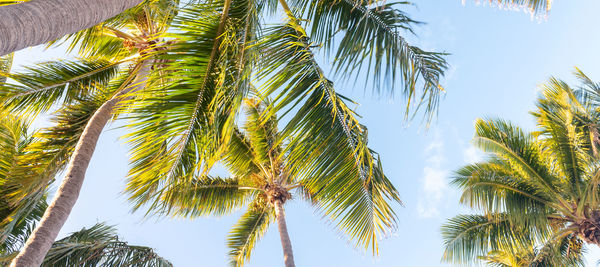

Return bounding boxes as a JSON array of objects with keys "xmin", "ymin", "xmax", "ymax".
[
  {"xmin": 10, "ymin": 60, "xmax": 152, "ymax": 267},
  {"xmin": 274, "ymin": 200, "xmax": 296, "ymax": 267},
  {"xmin": 0, "ymin": 0, "xmax": 143, "ymax": 56}
]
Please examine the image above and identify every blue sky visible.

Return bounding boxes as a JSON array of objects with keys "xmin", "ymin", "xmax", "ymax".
[{"xmin": 11, "ymin": 0, "xmax": 600, "ymax": 266}]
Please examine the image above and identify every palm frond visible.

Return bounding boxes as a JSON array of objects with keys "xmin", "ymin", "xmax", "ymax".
[
  {"xmin": 2, "ymin": 88, "xmax": 114, "ymax": 211},
  {"xmin": 227, "ymin": 200, "xmax": 274, "ymax": 267},
  {"xmin": 0, "ymin": 112, "xmax": 47, "ymax": 246},
  {"xmin": 242, "ymin": 98, "xmax": 281, "ymax": 172},
  {"xmin": 152, "ymin": 176, "xmax": 260, "ymax": 217},
  {"xmin": 441, "ymin": 213, "xmax": 536, "ymax": 264},
  {"xmin": 222, "ymin": 128, "xmax": 263, "ymax": 178},
  {"xmin": 258, "ymin": 21, "xmax": 400, "ymax": 254},
  {"xmin": 292, "ymin": 0, "xmax": 448, "ymax": 119},
  {"xmin": 0, "ymin": 194, "xmax": 46, "ymax": 254},
  {"xmin": 0, "ymin": 59, "xmax": 121, "ymax": 113},
  {"xmin": 533, "ymin": 80, "xmax": 592, "ymax": 198},
  {"xmin": 38, "ymin": 223, "xmax": 171, "ymax": 267},
  {"xmin": 452, "ymin": 160, "xmax": 552, "ymax": 227},
  {"xmin": 473, "ymin": 118, "xmax": 566, "ymax": 202},
  {"xmin": 125, "ymin": 0, "xmax": 259, "ymax": 211}
]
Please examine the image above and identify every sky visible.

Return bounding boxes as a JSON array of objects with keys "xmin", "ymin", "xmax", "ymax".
[{"xmin": 10, "ymin": 0, "xmax": 600, "ymax": 266}]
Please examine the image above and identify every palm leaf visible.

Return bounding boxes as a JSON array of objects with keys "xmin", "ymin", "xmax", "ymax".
[
  {"xmin": 227, "ymin": 200, "xmax": 274, "ymax": 267},
  {"xmin": 38, "ymin": 223, "xmax": 171, "ymax": 267},
  {"xmin": 0, "ymin": 59, "xmax": 121, "ymax": 113},
  {"xmin": 125, "ymin": 0, "xmax": 258, "ymax": 211},
  {"xmin": 153, "ymin": 176, "xmax": 260, "ymax": 217},
  {"xmin": 452, "ymin": 160, "xmax": 552, "ymax": 227},
  {"xmin": 257, "ymin": 21, "xmax": 400, "ymax": 253},
  {"xmin": 441, "ymin": 213, "xmax": 536, "ymax": 264},
  {"xmin": 292, "ymin": 0, "xmax": 448, "ymax": 119}
]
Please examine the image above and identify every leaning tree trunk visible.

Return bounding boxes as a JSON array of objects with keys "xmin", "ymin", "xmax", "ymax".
[
  {"xmin": 10, "ymin": 60, "xmax": 152, "ymax": 267},
  {"xmin": 274, "ymin": 200, "xmax": 296, "ymax": 267},
  {"xmin": 0, "ymin": 0, "xmax": 143, "ymax": 56}
]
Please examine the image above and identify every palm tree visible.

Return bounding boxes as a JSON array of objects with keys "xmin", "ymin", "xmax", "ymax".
[
  {"xmin": 0, "ymin": 0, "xmax": 143, "ymax": 55},
  {"xmin": 124, "ymin": 0, "xmax": 446, "ymax": 217},
  {"xmin": 141, "ymin": 97, "xmax": 400, "ymax": 267},
  {"xmin": 441, "ymin": 70, "xmax": 600, "ymax": 265},
  {"xmin": 0, "ymin": 1, "xmax": 447, "ymax": 265},
  {"xmin": 1, "ymin": 2, "xmax": 179, "ymax": 265},
  {"xmin": 8, "ymin": 0, "xmax": 540, "ymax": 263},
  {"xmin": 0, "ymin": 111, "xmax": 171, "ymax": 267}
]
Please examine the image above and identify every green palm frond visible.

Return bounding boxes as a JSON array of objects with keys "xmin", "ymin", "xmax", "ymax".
[
  {"xmin": 1, "ymin": 223, "xmax": 173, "ymax": 266},
  {"xmin": 242, "ymin": 98, "xmax": 281, "ymax": 171},
  {"xmin": 32, "ymin": 223, "xmax": 171, "ymax": 267},
  {"xmin": 532, "ymin": 233, "xmax": 585, "ymax": 267},
  {"xmin": 534, "ymin": 88, "xmax": 590, "ymax": 197},
  {"xmin": 222, "ymin": 128, "xmax": 263, "ymax": 178},
  {"xmin": 0, "ymin": 112, "xmax": 46, "ymax": 246},
  {"xmin": 227, "ymin": 200, "xmax": 274, "ymax": 267},
  {"xmin": 0, "ymin": 194, "xmax": 47, "ymax": 254},
  {"xmin": 0, "ymin": 59, "xmax": 121, "ymax": 113},
  {"xmin": 452, "ymin": 160, "xmax": 552, "ymax": 227},
  {"xmin": 442, "ymin": 213, "xmax": 536, "ymax": 264},
  {"xmin": 153, "ymin": 176, "xmax": 260, "ymax": 217},
  {"xmin": 125, "ymin": 0, "xmax": 258, "ymax": 210},
  {"xmin": 473, "ymin": 118, "xmax": 566, "ymax": 202},
  {"xmin": 291, "ymin": 0, "xmax": 447, "ymax": 119},
  {"xmin": 574, "ymin": 68, "xmax": 600, "ymax": 109},
  {"xmin": 3, "ymin": 90, "xmax": 113, "ymax": 206},
  {"xmin": 480, "ymin": 232, "xmax": 584, "ymax": 267},
  {"xmin": 257, "ymin": 21, "xmax": 400, "ymax": 253}
]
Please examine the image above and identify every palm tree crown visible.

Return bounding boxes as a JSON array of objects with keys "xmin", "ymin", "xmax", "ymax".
[
  {"xmin": 442, "ymin": 70, "xmax": 600, "ymax": 265},
  {"xmin": 143, "ymin": 97, "xmax": 401, "ymax": 266}
]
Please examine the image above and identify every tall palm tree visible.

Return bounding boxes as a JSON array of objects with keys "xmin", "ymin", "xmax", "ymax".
[
  {"xmin": 1, "ymin": 2, "xmax": 179, "ymax": 265},
  {"xmin": 0, "ymin": 111, "xmax": 171, "ymax": 267},
  {"xmin": 143, "ymin": 97, "xmax": 400, "ymax": 267},
  {"xmin": 124, "ymin": 0, "xmax": 446, "ymax": 221},
  {"xmin": 441, "ymin": 71, "xmax": 600, "ymax": 265}
]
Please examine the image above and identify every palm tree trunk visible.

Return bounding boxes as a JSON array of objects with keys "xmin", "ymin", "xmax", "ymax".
[
  {"xmin": 10, "ymin": 60, "xmax": 152, "ymax": 267},
  {"xmin": 274, "ymin": 200, "xmax": 295, "ymax": 267},
  {"xmin": 0, "ymin": 0, "xmax": 143, "ymax": 56}
]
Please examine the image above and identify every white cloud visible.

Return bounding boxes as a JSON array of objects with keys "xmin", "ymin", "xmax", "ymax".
[
  {"xmin": 417, "ymin": 131, "xmax": 448, "ymax": 218},
  {"xmin": 463, "ymin": 144, "xmax": 483, "ymax": 164}
]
